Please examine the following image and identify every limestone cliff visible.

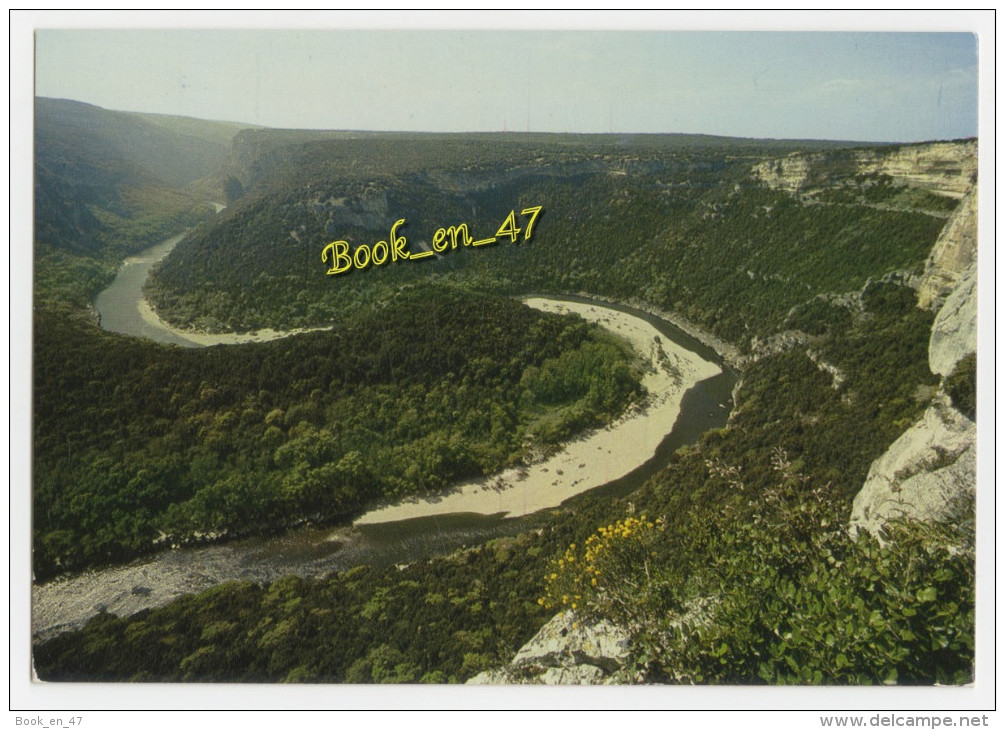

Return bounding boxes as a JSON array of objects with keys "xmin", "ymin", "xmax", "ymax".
[
  {"xmin": 752, "ymin": 140, "xmax": 977, "ymax": 197},
  {"xmin": 466, "ymin": 611, "xmax": 633, "ymax": 685},
  {"xmin": 849, "ymin": 394, "xmax": 975, "ymax": 537},
  {"xmin": 929, "ymin": 259, "xmax": 978, "ymax": 378},
  {"xmin": 851, "ymin": 142, "xmax": 977, "ymax": 198},
  {"xmin": 850, "ymin": 172, "xmax": 977, "ymax": 536},
  {"xmin": 918, "ymin": 188, "xmax": 978, "ymax": 310}
]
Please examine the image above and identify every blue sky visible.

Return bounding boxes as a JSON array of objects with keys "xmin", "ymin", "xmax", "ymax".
[{"xmin": 34, "ymin": 23, "xmax": 978, "ymax": 142}]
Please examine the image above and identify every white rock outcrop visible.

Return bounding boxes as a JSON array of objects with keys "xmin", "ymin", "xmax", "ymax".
[
  {"xmin": 852, "ymin": 142, "xmax": 977, "ymax": 197},
  {"xmin": 752, "ymin": 141, "xmax": 977, "ymax": 197},
  {"xmin": 466, "ymin": 611, "xmax": 632, "ymax": 685},
  {"xmin": 849, "ymin": 144, "xmax": 977, "ymax": 538},
  {"xmin": 918, "ymin": 188, "xmax": 978, "ymax": 310},
  {"xmin": 929, "ymin": 259, "xmax": 977, "ymax": 378},
  {"xmin": 849, "ymin": 395, "xmax": 975, "ymax": 538}
]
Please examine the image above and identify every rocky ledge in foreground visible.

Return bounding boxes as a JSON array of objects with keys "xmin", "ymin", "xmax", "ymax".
[{"xmin": 467, "ymin": 611, "xmax": 633, "ymax": 685}]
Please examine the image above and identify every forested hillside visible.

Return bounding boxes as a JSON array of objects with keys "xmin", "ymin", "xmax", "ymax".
[
  {"xmin": 35, "ymin": 281, "xmax": 971, "ymax": 684},
  {"xmin": 33, "ymin": 288, "xmax": 641, "ymax": 580},
  {"xmin": 147, "ymin": 133, "xmax": 965, "ymax": 348},
  {"xmin": 32, "ymin": 103, "xmax": 646, "ymax": 581},
  {"xmin": 33, "ymin": 98, "xmax": 246, "ymax": 308}
]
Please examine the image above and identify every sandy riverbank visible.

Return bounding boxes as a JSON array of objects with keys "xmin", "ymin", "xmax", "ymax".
[
  {"xmin": 35, "ymin": 296, "xmax": 724, "ymax": 640},
  {"xmin": 354, "ymin": 297, "xmax": 721, "ymax": 525},
  {"xmin": 573, "ymin": 292, "xmax": 745, "ymax": 369},
  {"xmin": 137, "ymin": 299, "xmax": 331, "ymax": 346}
]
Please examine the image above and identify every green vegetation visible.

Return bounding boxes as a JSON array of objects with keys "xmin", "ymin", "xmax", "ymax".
[
  {"xmin": 520, "ymin": 335, "xmax": 642, "ymax": 445},
  {"xmin": 945, "ymin": 352, "xmax": 977, "ymax": 421},
  {"xmin": 33, "ymin": 287, "xmax": 642, "ymax": 580},
  {"xmin": 545, "ymin": 462, "xmax": 973, "ymax": 685},
  {"xmin": 31, "ymin": 108, "xmax": 975, "ymax": 686},
  {"xmin": 36, "ymin": 281, "xmax": 970, "ymax": 685},
  {"xmin": 34, "ymin": 98, "xmax": 224, "ymax": 309},
  {"xmin": 36, "ymin": 97, "xmax": 243, "ymax": 190},
  {"xmin": 34, "ymin": 193, "xmax": 212, "ymax": 311},
  {"xmin": 146, "ymin": 135, "xmax": 947, "ymax": 347}
]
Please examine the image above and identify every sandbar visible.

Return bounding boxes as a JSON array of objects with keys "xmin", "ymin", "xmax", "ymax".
[
  {"xmin": 354, "ymin": 297, "xmax": 721, "ymax": 525},
  {"xmin": 137, "ymin": 299, "xmax": 331, "ymax": 346}
]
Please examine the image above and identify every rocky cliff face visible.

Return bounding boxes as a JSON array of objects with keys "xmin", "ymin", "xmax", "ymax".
[
  {"xmin": 851, "ymin": 142, "xmax": 977, "ymax": 198},
  {"xmin": 752, "ymin": 153, "xmax": 814, "ymax": 193},
  {"xmin": 849, "ymin": 394, "xmax": 975, "ymax": 538},
  {"xmin": 850, "ymin": 165, "xmax": 977, "ymax": 537},
  {"xmin": 918, "ymin": 188, "xmax": 978, "ymax": 310},
  {"xmin": 929, "ymin": 259, "xmax": 978, "ymax": 378},
  {"xmin": 752, "ymin": 140, "xmax": 977, "ymax": 197},
  {"xmin": 466, "ymin": 611, "xmax": 634, "ymax": 685}
]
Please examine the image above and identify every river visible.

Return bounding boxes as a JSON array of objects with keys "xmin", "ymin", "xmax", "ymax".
[
  {"xmin": 93, "ymin": 232, "xmax": 202, "ymax": 348},
  {"xmin": 34, "ymin": 232, "xmax": 737, "ymax": 642}
]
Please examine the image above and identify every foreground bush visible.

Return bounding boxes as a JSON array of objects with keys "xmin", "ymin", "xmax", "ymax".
[{"xmin": 544, "ymin": 449, "xmax": 974, "ymax": 685}]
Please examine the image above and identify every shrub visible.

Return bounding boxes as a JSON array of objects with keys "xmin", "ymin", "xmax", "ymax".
[
  {"xmin": 945, "ymin": 352, "xmax": 976, "ymax": 421},
  {"xmin": 540, "ymin": 515, "xmax": 666, "ymax": 614},
  {"xmin": 543, "ymin": 450, "xmax": 975, "ymax": 685}
]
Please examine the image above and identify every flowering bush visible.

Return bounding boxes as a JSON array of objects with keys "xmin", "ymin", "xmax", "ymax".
[
  {"xmin": 538, "ymin": 450, "xmax": 974, "ymax": 685},
  {"xmin": 540, "ymin": 514, "xmax": 665, "ymax": 614}
]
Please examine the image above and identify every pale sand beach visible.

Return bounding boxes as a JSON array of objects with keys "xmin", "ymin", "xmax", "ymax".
[
  {"xmin": 354, "ymin": 297, "xmax": 721, "ymax": 525},
  {"xmin": 137, "ymin": 299, "xmax": 331, "ymax": 346}
]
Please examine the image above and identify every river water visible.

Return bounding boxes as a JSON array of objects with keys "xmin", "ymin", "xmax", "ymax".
[
  {"xmin": 93, "ymin": 232, "xmax": 202, "ymax": 348},
  {"xmin": 34, "ymin": 233, "xmax": 737, "ymax": 642}
]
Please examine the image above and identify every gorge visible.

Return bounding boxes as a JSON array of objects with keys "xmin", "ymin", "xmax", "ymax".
[{"xmin": 30, "ymin": 97, "xmax": 978, "ymax": 685}]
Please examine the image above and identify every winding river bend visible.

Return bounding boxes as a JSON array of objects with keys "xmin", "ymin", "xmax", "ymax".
[{"xmin": 34, "ymin": 232, "xmax": 737, "ymax": 642}]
